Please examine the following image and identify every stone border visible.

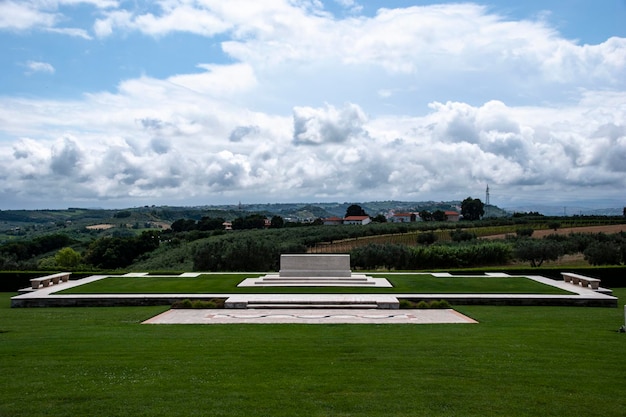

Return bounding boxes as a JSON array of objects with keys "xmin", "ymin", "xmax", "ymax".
[{"xmin": 10, "ymin": 272, "xmax": 618, "ymax": 308}]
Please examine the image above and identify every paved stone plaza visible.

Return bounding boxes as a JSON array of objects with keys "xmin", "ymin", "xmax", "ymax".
[{"xmin": 143, "ymin": 308, "xmax": 478, "ymax": 324}]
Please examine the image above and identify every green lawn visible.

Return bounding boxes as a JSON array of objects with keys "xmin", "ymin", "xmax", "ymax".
[
  {"xmin": 55, "ymin": 274, "xmax": 573, "ymax": 295},
  {"xmin": 0, "ymin": 290, "xmax": 624, "ymax": 416}
]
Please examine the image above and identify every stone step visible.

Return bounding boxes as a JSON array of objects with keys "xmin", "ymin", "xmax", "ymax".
[
  {"xmin": 247, "ymin": 304, "xmax": 379, "ymax": 309},
  {"xmin": 225, "ymin": 294, "xmax": 400, "ymax": 309},
  {"xmin": 254, "ymin": 280, "xmax": 375, "ymax": 286},
  {"xmin": 260, "ymin": 276, "xmax": 371, "ymax": 281}
]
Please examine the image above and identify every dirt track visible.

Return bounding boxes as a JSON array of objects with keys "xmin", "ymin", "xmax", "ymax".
[{"xmin": 483, "ymin": 224, "xmax": 626, "ymax": 240}]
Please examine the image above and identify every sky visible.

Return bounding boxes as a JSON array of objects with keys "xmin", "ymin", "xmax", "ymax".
[{"xmin": 1, "ymin": 0, "xmax": 625, "ymax": 211}]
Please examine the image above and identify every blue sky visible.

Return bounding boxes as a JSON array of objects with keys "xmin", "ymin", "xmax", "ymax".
[{"xmin": 1, "ymin": 0, "xmax": 625, "ymax": 211}]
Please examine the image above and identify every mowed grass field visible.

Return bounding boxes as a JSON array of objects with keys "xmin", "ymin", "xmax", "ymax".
[
  {"xmin": 56, "ymin": 274, "xmax": 573, "ymax": 295},
  {"xmin": 1, "ymin": 290, "xmax": 625, "ymax": 417}
]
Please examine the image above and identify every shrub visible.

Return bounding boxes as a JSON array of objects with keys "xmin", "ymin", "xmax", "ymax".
[
  {"xmin": 172, "ymin": 299, "xmax": 193, "ymax": 309},
  {"xmin": 417, "ymin": 232, "xmax": 437, "ymax": 245},
  {"xmin": 450, "ymin": 230, "xmax": 476, "ymax": 242},
  {"xmin": 429, "ymin": 300, "xmax": 451, "ymax": 309},
  {"xmin": 584, "ymin": 242, "xmax": 622, "ymax": 266},
  {"xmin": 516, "ymin": 228, "xmax": 534, "ymax": 237},
  {"xmin": 172, "ymin": 299, "xmax": 225, "ymax": 309}
]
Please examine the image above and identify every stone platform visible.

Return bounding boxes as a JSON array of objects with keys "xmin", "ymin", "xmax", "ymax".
[
  {"xmin": 239, "ymin": 254, "xmax": 392, "ymax": 288},
  {"xmin": 143, "ymin": 308, "xmax": 478, "ymax": 325}
]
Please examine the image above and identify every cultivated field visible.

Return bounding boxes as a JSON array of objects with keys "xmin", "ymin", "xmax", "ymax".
[{"xmin": 483, "ymin": 223, "xmax": 626, "ymax": 240}]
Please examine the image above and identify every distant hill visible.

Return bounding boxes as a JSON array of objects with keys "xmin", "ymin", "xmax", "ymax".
[
  {"xmin": 503, "ymin": 205, "xmax": 624, "ymax": 216},
  {"xmin": 0, "ymin": 200, "xmax": 509, "ymax": 233}
]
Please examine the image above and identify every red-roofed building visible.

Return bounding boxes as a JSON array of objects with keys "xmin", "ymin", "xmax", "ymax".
[
  {"xmin": 323, "ymin": 216, "xmax": 344, "ymax": 226},
  {"xmin": 343, "ymin": 215, "xmax": 372, "ymax": 225},
  {"xmin": 445, "ymin": 211, "xmax": 460, "ymax": 222},
  {"xmin": 390, "ymin": 212, "xmax": 419, "ymax": 223}
]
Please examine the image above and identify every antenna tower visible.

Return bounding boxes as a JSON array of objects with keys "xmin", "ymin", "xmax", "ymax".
[{"xmin": 485, "ymin": 184, "xmax": 490, "ymax": 205}]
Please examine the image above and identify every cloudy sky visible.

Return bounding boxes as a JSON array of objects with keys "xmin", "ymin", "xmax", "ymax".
[{"xmin": 1, "ymin": 0, "xmax": 625, "ymax": 210}]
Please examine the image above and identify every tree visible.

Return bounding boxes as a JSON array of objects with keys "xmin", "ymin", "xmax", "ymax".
[
  {"xmin": 419, "ymin": 210, "xmax": 433, "ymax": 221},
  {"xmin": 450, "ymin": 229, "xmax": 476, "ymax": 242},
  {"xmin": 548, "ymin": 221, "xmax": 561, "ymax": 231},
  {"xmin": 345, "ymin": 204, "xmax": 367, "ymax": 217},
  {"xmin": 461, "ymin": 197, "xmax": 485, "ymax": 221},
  {"xmin": 54, "ymin": 247, "xmax": 81, "ymax": 268},
  {"xmin": 514, "ymin": 239, "xmax": 563, "ymax": 267},
  {"xmin": 417, "ymin": 231, "xmax": 437, "ymax": 245},
  {"xmin": 432, "ymin": 210, "xmax": 447, "ymax": 222},
  {"xmin": 584, "ymin": 241, "xmax": 622, "ymax": 265},
  {"xmin": 516, "ymin": 227, "xmax": 534, "ymax": 237},
  {"xmin": 270, "ymin": 215, "xmax": 284, "ymax": 228}
]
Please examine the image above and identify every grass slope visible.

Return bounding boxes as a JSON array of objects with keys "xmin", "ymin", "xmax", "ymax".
[
  {"xmin": 55, "ymin": 274, "xmax": 572, "ymax": 295},
  {"xmin": 0, "ymin": 291, "xmax": 625, "ymax": 416}
]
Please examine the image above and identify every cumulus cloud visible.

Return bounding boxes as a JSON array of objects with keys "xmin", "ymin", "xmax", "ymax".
[
  {"xmin": 293, "ymin": 103, "xmax": 367, "ymax": 145},
  {"xmin": 229, "ymin": 125, "xmax": 260, "ymax": 142},
  {"xmin": 50, "ymin": 137, "xmax": 82, "ymax": 176},
  {"xmin": 1, "ymin": 85, "xmax": 625, "ymax": 207}
]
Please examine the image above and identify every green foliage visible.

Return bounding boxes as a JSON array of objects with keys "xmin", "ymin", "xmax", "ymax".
[
  {"xmin": 399, "ymin": 299, "xmax": 451, "ymax": 309},
  {"xmin": 419, "ymin": 210, "xmax": 433, "ymax": 221},
  {"xmin": 514, "ymin": 239, "xmax": 564, "ymax": 267},
  {"xmin": 54, "ymin": 247, "xmax": 82, "ymax": 268},
  {"xmin": 83, "ymin": 231, "xmax": 161, "ymax": 269},
  {"xmin": 450, "ymin": 229, "xmax": 476, "ymax": 242},
  {"xmin": 171, "ymin": 299, "xmax": 225, "ymax": 309},
  {"xmin": 432, "ymin": 210, "xmax": 447, "ymax": 222},
  {"xmin": 371, "ymin": 214, "xmax": 387, "ymax": 223},
  {"xmin": 351, "ymin": 241, "xmax": 512, "ymax": 270},
  {"xmin": 548, "ymin": 221, "xmax": 561, "ymax": 231},
  {"xmin": 193, "ymin": 235, "xmax": 292, "ymax": 271},
  {"xmin": 269, "ymin": 215, "xmax": 284, "ymax": 229},
  {"xmin": 345, "ymin": 204, "xmax": 368, "ymax": 217},
  {"xmin": 232, "ymin": 214, "xmax": 267, "ymax": 230},
  {"xmin": 461, "ymin": 197, "xmax": 485, "ymax": 221},
  {"xmin": 417, "ymin": 231, "xmax": 437, "ymax": 245},
  {"xmin": 0, "ymin": 233, "xmax": 74, "ymax": 262},
  {"xmin": 584, "ymin": 241, "xmax": 623, "ymax": 265},
  {"xmin": 516, "ymin": 228, "xmax": 534, "ymax": 237}
]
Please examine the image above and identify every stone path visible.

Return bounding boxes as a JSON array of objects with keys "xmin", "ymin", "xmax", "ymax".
[{"xmin": 142, "ymin": 308, "xmax": 478, "ymax": 325}]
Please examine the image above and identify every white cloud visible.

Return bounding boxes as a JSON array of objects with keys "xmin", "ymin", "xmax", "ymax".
[
  {"xmin": 1, "ymin": 2, "xmax": 626, "ymax": 208},
  {"xmin": 1, "ymin": 73, "xmax": 624, "ymax": 207},
  {"xmin": 46, "ymin": 26, "xmax": 93, "ymax": 39},
  {"xmin": 0, "ymin": 1, "xmax": 57, "ymax": 30},
  {"xmin": 25, "ymin": 60, "xmax": 55, "ymax": 74},
  {"xmin": 0, "ymin": 0, "xmax": 116, "ymax": 32},
  {"xmin": 293, "ymin": 103, "xmax": 367, "ymax": 145}
]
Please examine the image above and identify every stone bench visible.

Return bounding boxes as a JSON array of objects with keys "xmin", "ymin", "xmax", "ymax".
[
  {"xmin": 30, "ymin": 272, "xmax": 71, "ymax": 290},
  {"xmin": 561, "ymin": 272, "xmax": 601, "ymax": 290}
]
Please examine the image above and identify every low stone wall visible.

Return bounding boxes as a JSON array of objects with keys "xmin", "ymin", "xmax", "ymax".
[{"xmin": 279, "ymin": 254, "xmax": 352, "ymax": 277}]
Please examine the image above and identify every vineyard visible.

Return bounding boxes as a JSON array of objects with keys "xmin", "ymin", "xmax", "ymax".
[
  {"xmin": 308, "ymin": 225, "xmax": 526, "ymax": 253},
  {"xmin": 307, "ymin": 223, "xmax": 626, "ymax": 253}
]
